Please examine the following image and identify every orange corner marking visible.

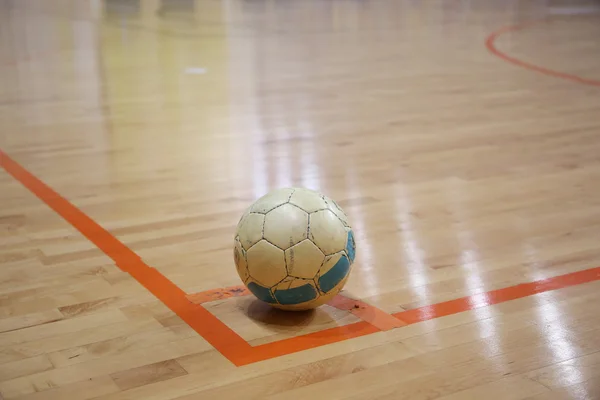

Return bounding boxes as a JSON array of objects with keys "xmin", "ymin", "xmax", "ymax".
[{"xmin": 1, "ymin": 149, "xmax": 386, "ymax": 366}]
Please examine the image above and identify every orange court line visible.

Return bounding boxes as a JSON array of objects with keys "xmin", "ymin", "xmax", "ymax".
[
  {"xmin": 393, "ymin": 266, "xmax": 600, "ymax": 324},
  {"xmin": 4, "ymin": 148, "xmax": 600, "ymax": 367},
  {"xmin": 0, "ymin": 150, "xmax": 251, "ymax": 365},
  {"xmin": 485, "ymin": 20, "xmax": 600, "ymax": 88}
]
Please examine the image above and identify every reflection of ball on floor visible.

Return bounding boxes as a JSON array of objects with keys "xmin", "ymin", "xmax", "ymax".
[{"xmin": 233, "ymin": 187, "xmax": 356, "ymax": 311}]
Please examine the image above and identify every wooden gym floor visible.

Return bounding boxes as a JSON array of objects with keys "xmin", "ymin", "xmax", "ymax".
[{"xmin": 1, "ymin": 0, "xmax": 600, "ymax": 398}]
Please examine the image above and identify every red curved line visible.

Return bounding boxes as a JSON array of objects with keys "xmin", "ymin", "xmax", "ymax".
[{"xmin": 485, "ymin": 21, "xmax": 600, "ymax": 87}]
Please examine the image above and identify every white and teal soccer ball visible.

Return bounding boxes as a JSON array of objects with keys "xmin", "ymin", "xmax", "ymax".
[{"xmin": 234, "ymin": 188, "xmax": 356, "ymax": 311}]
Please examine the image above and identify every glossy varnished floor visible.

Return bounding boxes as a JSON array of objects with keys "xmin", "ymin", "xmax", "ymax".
[{"xmin": 2, "ymin": 0, "xmax": 600, "ymax": 398}]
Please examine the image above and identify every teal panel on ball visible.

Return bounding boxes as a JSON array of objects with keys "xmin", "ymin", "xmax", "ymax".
[
  {"xmin": 274, "ymin": 283, "xmax": 318, "ymax": 305},
  {"xmin": 247, "ymin": 281, "xmax": 276, "ymax": 304},
  {"xmin": 346, "ymin": 230, "xmax": 356, "ymax": 263},
  {"xmin": 318, "ymin": 254, "xmax": 350, "ymax": 293}
]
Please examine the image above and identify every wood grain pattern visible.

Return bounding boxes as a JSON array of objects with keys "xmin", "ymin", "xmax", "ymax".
[
  {"xmin": 110, "ymin": 360, "xmax": 188, "ymax": 391},
  {"xmin": 0, "ymin": 356, "xmax": 53, "ymax": 382},
  {"xmin": 1, "ymin": 0, "xmax": 600, "ymax": 398}
]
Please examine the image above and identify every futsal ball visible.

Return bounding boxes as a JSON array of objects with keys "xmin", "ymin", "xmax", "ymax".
[{"xmin": 233, "ymin": 187, "xmax": 356, "ymax": 311}]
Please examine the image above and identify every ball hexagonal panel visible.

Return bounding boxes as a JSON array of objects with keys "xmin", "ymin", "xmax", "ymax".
[
  {"xmin": 308, "ymin": 209, "xmax": 347, "ymax": 255},
  {"xmin": 263, "ymin": 203, "xmax": 309, "ymax": 250},
  {"xmin": 288, "ymin": 188, "xmax": 328, "ymax": 213},
  {"xmin": 245, "ymin": 239, "xmax": 287, "ymax": 287},
  {"xmin": 236, "ymin": 212, "xmax": 265, "ymax": 251},
  {"xmin": 250, "ymin": 188, "xmax": 295, "ymax": 214},
  {"xmin": 284, "ymin": 239, "xmax": 325, "ymax": 279},
  {"xmin": 273, "ymin": 278, "xmax": 319, "ymax": 306},
  {"xmin": 233, "ymin": 238, "xmax": 249, "ymax": 282}
]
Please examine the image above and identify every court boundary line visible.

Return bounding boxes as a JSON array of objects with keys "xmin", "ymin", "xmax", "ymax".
[
  {"xmin": 485, "ymin": 20, "xmax": 600, "ymax": 87},
  {"xmin": 2, "ymin": 149, "xmax": 600, "ymax": 366}
]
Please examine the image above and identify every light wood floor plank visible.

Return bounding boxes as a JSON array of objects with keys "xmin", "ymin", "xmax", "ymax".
[{"xmin": 1, "ymin": 0, "xmax": 600, "ymax": 398}]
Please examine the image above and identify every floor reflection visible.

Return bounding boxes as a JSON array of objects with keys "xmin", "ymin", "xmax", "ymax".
[{"xmin": 393, "ymin": 183, "xmax": 430, "ymax": 304}]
